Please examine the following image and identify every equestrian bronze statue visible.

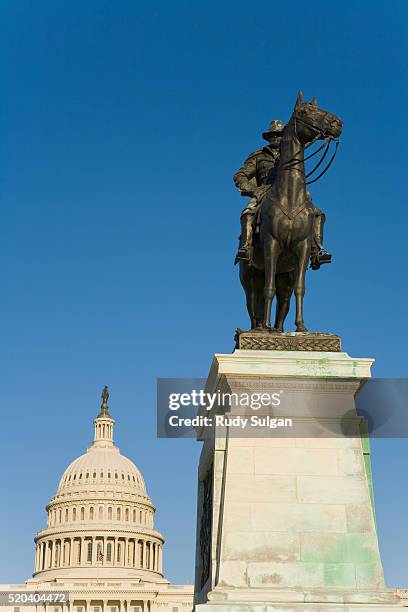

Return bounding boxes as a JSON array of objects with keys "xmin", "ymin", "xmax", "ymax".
[{"xmin": 235, "ymin": 91, "xmax": 343, "ymax": 332}]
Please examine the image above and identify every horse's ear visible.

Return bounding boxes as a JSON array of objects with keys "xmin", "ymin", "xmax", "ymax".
[
  {"xmin": 310, "ymin": 96, "xmax": 318, "ymax": 106},
  {"xmin": 295, "ymin": 90, "xmax": 303, "ymax": 109}
]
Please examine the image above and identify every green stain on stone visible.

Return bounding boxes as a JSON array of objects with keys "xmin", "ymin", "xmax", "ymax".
[
  {"xmin": 302, "ymin": 533, "xmax": 377, "ymax": 565},
  {"xmin": 324, "ymin": 563, "xmax": 356, "ymax": 587},
  {"xmin": 356, "ymin": 562, "xmax": 380, "ymax": 586}
]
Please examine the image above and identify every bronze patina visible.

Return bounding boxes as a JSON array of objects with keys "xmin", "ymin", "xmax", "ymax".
[{"xmin": 235, "ymin": 91, "xmax": 342, "ymax": 334}]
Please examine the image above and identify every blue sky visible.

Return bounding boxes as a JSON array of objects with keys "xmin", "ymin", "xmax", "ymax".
[{"xmin": 1, "ymin": 0, "xmax": 408, "ymax": 588}]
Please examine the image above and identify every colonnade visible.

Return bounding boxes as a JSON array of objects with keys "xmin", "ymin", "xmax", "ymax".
[
  {"xmin": 34, "ymin": 536, "xmax": 162, "ymax": 574},
  {"xmin": 35, "ymin": 599, "xmax": 153, "ymax": 612}
]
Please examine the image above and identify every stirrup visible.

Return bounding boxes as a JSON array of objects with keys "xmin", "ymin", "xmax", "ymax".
[{"xmin": 310, "ymin": 249, "xmax": 332, "ymax": 270}]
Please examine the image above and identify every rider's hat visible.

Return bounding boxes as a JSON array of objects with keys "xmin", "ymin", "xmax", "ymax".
[{"xmin": 262, "ymin": 119, "xmax": 285, "ymax": 140}]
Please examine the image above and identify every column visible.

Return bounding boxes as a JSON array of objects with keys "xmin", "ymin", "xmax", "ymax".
[
  {"xmin": 124, "ymin": 538, "xmax": 129, "ymax": 566},
  {"xmin": 142, "ymin": 540, "xmax": 147, "ymax": 568},
  {"xmin": 91, "ymin": 537, "xmax": 96, "ymax": 564},
  {"xmin": 50, "ymin": 540, "xmax": 55, "ymax": 568},
  {"xmin": 68, "ymin": 538, "xmax": 72, "ymax": 566},
  {"xmin": 41, "ymin": 542, "xmax": 45, "ymax": 570},
  {"xmin": 80, "ymin": 537, "xmax": 86, "ymax": 565}
]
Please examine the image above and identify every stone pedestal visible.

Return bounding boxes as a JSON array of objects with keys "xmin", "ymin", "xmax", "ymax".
[{"xmin": 193, "ymin": 350, "xmax": 401, "ymax": 611}]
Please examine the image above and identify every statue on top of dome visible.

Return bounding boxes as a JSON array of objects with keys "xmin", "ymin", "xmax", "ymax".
[
  {"xmin": 98, "ymin": 385, "xmax": 110, "ymax": 417},
  {"xmin": 101, "ymin": 385, "xmax": 109, "ymax": 406}
]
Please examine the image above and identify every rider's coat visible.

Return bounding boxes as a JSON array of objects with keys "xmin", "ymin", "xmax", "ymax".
[{"xmin": 233, "ymin": 145, "xmax": 281, "ymax": 215}]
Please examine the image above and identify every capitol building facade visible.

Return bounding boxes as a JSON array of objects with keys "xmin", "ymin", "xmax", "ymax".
[{"xmin": 0, "ymin": 390, "xmax": 193, "ymax": 612}]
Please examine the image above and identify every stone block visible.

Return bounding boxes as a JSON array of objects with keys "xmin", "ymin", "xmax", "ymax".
[
  {"xmin": 254, "ymin": 447, "xmax": 338, "ymax": 476},
  {"xmin": 218, "ymin": 560, "xmax": 248, "ymax": 588},
  {"xmin": 223, "ymin": 502, "xmax": 252, "ymax": 531},
  {"xmin": 223, "ymin": 531, "xmax": 300, "ymax": 563},
  {"xmin": 226, "ymin": 474, "xmax": 297, "ymax": 503},
  {"xmin": 355, "ymin": 563, "xmax": 385, "ymax": 589},
  {"xmin": 250, "ymin": 503, "xmax": 347, "ymax": 533},
  {"xmin": 228, "ymin": 447, "xmax": 254, "ymax": 474},
  {"xmin": 301, "ymin": 533, "xmax": 380, "ymax": 565},
  {"xmin": 337, "ymin": 450, "xmax": 365, "ymax": 477},
  {"xmin": 247, "ymin": 561, "xmax": 324, "ymax": 588},
  {"xmin": 323, "ymin": 563, "xmax": 356, "ymax": 588},
  {"xmin": 297, "ymin": 476, "xmax": 368, "ymax": 504},
  {"xmin": 345, "ymin": 505, "xmax": 375, "ymax": 533}
]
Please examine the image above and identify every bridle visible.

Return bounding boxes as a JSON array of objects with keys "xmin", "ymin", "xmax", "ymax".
[{"xmin": 279, "ymin": 112, "xmax": 340, "ymax": 185}]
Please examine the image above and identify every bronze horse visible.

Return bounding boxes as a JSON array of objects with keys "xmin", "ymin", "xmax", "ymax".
[{"xmin": 239, "ymin": 92, "xmax": 343, "ymax": 332}]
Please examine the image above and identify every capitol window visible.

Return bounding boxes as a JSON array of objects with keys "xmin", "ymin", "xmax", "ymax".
[
  {"xmin": 87, "ymin": 541, "xmax": 92, "ymax": 562},
  {"xmin": 117, "ymin": 543, "xmax": 121, "ymax": 562},
  {"xmin": 110, "ymin": 607, "xmax": 116, "ymax": 612},
  {"xmin": 77, "ymin": 607, "xmax": 83, "ymax": 612},
  {"xmin": 133, "ymin": 607, "xmax": 141, "ymax": 612},
  {"xmin": 90, "ymin": 507, "xmax": 94, "ymax": 520},
  {"xmin": 73, "ymin": 508, "xmax": 77, "ymax": 521},
  {"xmin": 94, "ymin": 607, "xmax": 100, "ymax": 612},
  {"xmin": 125, "ymin": 508, "xmax": 129, "ymax": 521},
  {"xmin": 99, "ymin": 506, "xmax": 103, "ymax": 520},
  {"xmin": 108, "ymin": 507, "xmax": 112, "ymax": 520},
  {"xmin": 65, "ymin": 509, "xmax": 68, "ymax": 521},
  {"xmin": 117, "ymin": 507, "xmax": 121, "ymax": 520},
  {"xmin": 106, "ymin": 542, "xmax": 112, "ymax": 561},
  {"xmin": 81, "ymin": 507, "xmax": 85, "ymax": 520}
]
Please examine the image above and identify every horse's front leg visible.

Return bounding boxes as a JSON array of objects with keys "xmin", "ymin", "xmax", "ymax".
[
  {"xmin": 293, "ymin": 238, "xmax": 311, "ymax": 332},
  {"xmin": 274, "ymin": 272, "xmax": 293, "ymax": 332},
  {"xmin": 262, "ymin": 236, "xmax": 281, "ymax": 329}
]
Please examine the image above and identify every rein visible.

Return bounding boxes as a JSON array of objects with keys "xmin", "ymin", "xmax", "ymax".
[{"xmin": 277, "ymin": 114, "xmax": 340, "ymax": 185}]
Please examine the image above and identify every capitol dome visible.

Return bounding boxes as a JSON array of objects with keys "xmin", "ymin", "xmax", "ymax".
[{"xmin": 33, "ymin": 388, "xmax": 166, "ymax": 582}]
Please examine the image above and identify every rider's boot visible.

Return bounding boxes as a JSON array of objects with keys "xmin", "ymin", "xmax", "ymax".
[
  {"xmin": 310, "ymin": 211, "xmax": 332, "ymax": 270},
  {"xmin": 235, "ymin": 214, "xmax": 254, "ymax": 264}
]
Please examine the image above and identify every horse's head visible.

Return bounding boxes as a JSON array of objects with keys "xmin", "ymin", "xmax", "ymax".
[{"xmin": 291, "ymin": 91, "xmax": 343, "ymax": 143}]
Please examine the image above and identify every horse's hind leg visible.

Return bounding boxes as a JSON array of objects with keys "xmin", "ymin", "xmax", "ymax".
[
  {"xmin": 293, "ymin": 238, "xmax": 310, "ymax": 332},
  {"xmin": 253, "ymin": 270, "xmax": 265, "ymax": 328},
  {"xmin": 239, "ymin": 262, "xmax": 257, "ymax": 329},
  {"xmin": 274, "ymin": 272, "xmax": 294, "ymax": 332},
  {"xmin": 262, "ymin": 236, "xmax": 281, "ymax": 329}
]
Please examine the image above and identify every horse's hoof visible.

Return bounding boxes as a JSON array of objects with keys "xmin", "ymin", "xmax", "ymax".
[{"xmin": 296, "ymin": 324, "xmax": 308, "ymax": 333}]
